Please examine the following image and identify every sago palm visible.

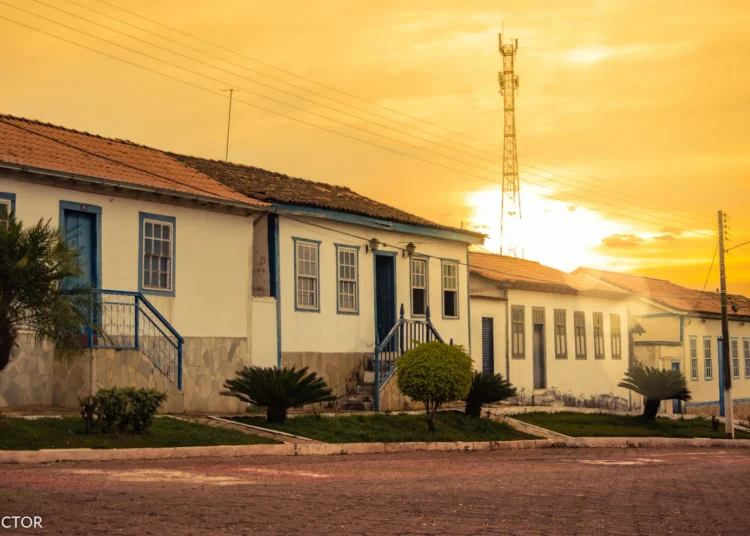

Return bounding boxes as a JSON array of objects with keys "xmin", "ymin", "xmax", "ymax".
[
  {"xmin": 221, "ymin": 366, "xmax": 336, "ymax": 423},
  {"xmin": 0, "ymin": 215, "xmax": 94, "ymax": 371},
  {"xmin": 464, "ymin": 372, "xmax": 517, "ymax": 418},
  {"xmin": 618, "ymin": 363, "xmax": 691, "ymax": 420}
]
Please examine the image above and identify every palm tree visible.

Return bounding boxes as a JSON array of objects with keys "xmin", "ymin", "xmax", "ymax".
[
  {"xmin": 464, "ymin": 372, "xmax": 517, "ymax": 418},
  {"xmin": 618, "ymin": 363, "xmax": 692, "ymax": 420},
  {"xmin": 221, "ymin": 366, "xmax": 336, "ymax": 423},
  {"xmin": 0, "ymin": 215, "xmax": 94, "ymax": 372}
]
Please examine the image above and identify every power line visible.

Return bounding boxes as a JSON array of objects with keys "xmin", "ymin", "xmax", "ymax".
[
  {"xmin": 689, "ymin": 241, "xmax": 719, "ymax": 315},
  {"xmin": 0, "ymin": 11, "xmax": 719, "ymax": 238},
  {"xmin": 46, "ymin": 0, "xmax": 723, "ymax": 234},
  {"xmin": 726, "ymin": 239, "xmax": 750, "ymax": 252}
]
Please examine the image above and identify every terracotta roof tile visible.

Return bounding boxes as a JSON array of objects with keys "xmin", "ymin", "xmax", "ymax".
[
  {"xmin": 574, "ymin": 267, "xmax": 750, "ymax": 318},
  {"xmin": 469, "ymin": 252, "xmax": 629, "ymax": 298},
  {"xmin": 172, "ymin": 154, "xmax": 484, "ymax": 238},
  {"xmin": 0, "ymin": 114, "xmax": 267, "ymax": 208}
]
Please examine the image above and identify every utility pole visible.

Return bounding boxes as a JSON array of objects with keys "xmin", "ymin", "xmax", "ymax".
[
  {"xmin": 498, "ymin": 31, "xmax": 522, "ymax": 258},
  {"xmin": 719, "ymin": 210, "xmax": 734, "ymax": 438},
  {"xmin": 222, "ymin": 88, "xmax": 239, "ymax": 162}
]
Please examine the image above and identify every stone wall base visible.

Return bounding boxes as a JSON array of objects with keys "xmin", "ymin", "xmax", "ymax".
[{"xmin": 282, "ymin": 352, "xmax": 368, "ymax": 405}]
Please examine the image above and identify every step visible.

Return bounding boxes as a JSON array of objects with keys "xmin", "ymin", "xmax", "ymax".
[
  {"xmin": 356, "ymin": 384, "xmax": 374, "ymax": 395},
  {"xmin": 338, "ymin": 400, "xmax": 374, "ymax": 411},
  {"xmin": 343, "ymin": 394, "xmax": 373, "ymax": 404},
  {"xmin": 363, "ymin": 371, "xmax": 375, "ymax": 384}
]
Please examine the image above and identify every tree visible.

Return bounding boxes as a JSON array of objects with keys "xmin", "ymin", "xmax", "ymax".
[
  {"xmin": 396, "ymin": 341, "xmax": 473, "ymax": 432},
  {"xmin": 0, "ymin": 215, "xmax": 93, "ymax": 372},
  {"xmin": 618, "ymin": 363, "xmax": 691, "ymax": 420},
  {"xmin": 221, "ymin": 366, "xmax": 336, "ymax": 423},
  {"xmin": 464, "ymin": 372, "xmax": 517, "ymax": 418}
]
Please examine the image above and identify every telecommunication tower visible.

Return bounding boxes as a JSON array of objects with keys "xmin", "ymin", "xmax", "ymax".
[{"xmin": 498, "ymin": 33, "xmax": 522, "ymax": 257}]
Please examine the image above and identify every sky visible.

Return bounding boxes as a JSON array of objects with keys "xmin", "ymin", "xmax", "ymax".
[{"xmin": 1, "ymin": 0, "xmax": 748, "ymax": 295}]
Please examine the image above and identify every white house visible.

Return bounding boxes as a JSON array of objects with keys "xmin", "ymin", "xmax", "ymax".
[
  {"xmin": 576, "ymin": 268, "xmax": 750, "ymax": 413},
  {"xmin": 0, "ymin": 114, "xmax": 484, "ymax": 413},
  {"xmin": 469, "ymin": 252, "xmax": 634, "ymax": 405}
]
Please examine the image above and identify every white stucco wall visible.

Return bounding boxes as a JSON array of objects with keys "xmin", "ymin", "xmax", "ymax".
[
  {"xmin": 470, "ymin": 277, "xmax": 631, "ymax": 400},
  {"xmin": 1, "ymin": 174, "xmax": 254, "ymax": 339},
  {"xmin": 278, "ymin": 216, "xmax": 471, "ymax": 355},
  {"xmin": 251, "ymin": 297, "xmax": 278, "ymax": 367}
]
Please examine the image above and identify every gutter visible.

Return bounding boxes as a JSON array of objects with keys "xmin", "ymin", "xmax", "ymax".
[{"xmin": 0, "ymin": 162, "xmax": 271, "ymax": 214}]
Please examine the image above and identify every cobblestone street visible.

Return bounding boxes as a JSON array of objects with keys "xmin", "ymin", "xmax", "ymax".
[{"xmin": 2, "ymin": 448, "xmax": 749, "ymax": 535}]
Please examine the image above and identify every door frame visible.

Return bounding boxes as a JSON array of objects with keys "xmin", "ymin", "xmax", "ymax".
[
  {"xmin": 373, "ymin": 251, "xmax": 397, "ymax": 344},
  {"xmin": 718, "ymin": 336, "xmax": 725, "ymax": 417},
  {"xmin": 671, "ymin": 361, "xmax": 682, "ymax": 414},
  {"xmin": 59, "ymin": 200, "xmax": 103, "ymax": 289},
  {"xmin": 532, "ymin": 307, "xmax": 546, "ymax": 389}
]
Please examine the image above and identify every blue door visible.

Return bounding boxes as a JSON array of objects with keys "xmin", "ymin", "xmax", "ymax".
[
  {"xmin": 63, "ymin": 210, "xmax": 97, "ymax": 289},
  {"xmin": 671, "ymin": 362, "xmax": 682, "ymax": 414},
  {"xmin": 374, "ymin": 253, "xmax": 396, "ymax": 343}
]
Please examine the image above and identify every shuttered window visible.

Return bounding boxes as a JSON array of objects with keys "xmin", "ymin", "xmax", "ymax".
[
  {"xmin": 690, "ymin": 336, "xmax": 698, "ymax": 380},
  {"xmin": 295, "ymin": 240, "xmax": 319, "ymax": 311},
  {"xmin": 732, "ymin": 338, "xmax": 740, "ymax": 379},
  {"xmin": 511, "ymin": 306, "xmax": 525, "ymax": 358},
  {"xmin": 593, "ymin": 313, "xmax": 605, "ymax": 359},
  {"xmin": 610, "ymin": 313, "xmax": 621, "ymax": 359},
  {"xmin": 481, "ymin": 317, "xmax": 494, "ymax": 374},
  {"xmin": 704, "ymin": 337, "xmax": 713, "ymax": 380},
  {"xmin": 744, "ymin": 339, "xmax": 750, "ymax": 378},
  {"xmin": 554, "ymin": 309, "xmax": 567, "ymax": 358},
  {"xmin": 336, "ymin": 246, "xmax": 358, "ymax": 313},
  {"xmin": 442, "ymin": 261, "xmax": 459, "ymax": 318},
  {"xmin": 574, "ymin": 311, "xmax": 586, "ymax": 359},
  {"xmin": 411, "ymin": 258, "xmax": 428, "ymax": 316}
]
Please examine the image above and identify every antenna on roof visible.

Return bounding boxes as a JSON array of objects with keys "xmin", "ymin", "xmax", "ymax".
[{"xmin": 222, "ymin": 89, "xmax": 239, "ymax": 162}]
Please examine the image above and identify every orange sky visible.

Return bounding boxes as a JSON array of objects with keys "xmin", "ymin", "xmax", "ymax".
[{"xmin": 1, "ymin": 0, "xmax": 748, "ymax": 295}]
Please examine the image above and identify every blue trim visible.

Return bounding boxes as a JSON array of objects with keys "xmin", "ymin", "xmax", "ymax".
[
  {"xmin": 687, "ymin": 398, "xmax": 750, "ymax": 408},
  {"xmin": 466, "ymin": 246, "xmax": 471, "ymax": 354},
  {"xmin": 292, "ymin": 236, "xmax": 321, "ymax": 312},
  {"xmin": 632, "ymin": 313, "xmax": 678, "ymax": 318},
  {"xmin": 59, "ymin": 200, "xmax": 103, "ymax": 289},
  {"xmin": 334, "ymin": 243, "xmax": 360, "ymax": 315},
  {"xmin": 138, "ymin": 212, "xmax": 177, "ymax": 297},
  {"xmin": 0, "ymin": 191, "xmax": 16, "ymax": 213},
  {"xmin": 373, "ymin": 251, "xmax": 398, "ymax": 346},
  {"xmin": 275, "ymin": 204, "xmax": 484, "ymax": 245},
  {"xmin": 408, "ymin": 254, "xmax": 429, "ymax": 318},
  {"xmin": 273, "ymin": 215, "xmax": 282, "ymax": 368},
  {"xmin": 440, "ymin": 258, "xmax": 460, "ymax": 320}
]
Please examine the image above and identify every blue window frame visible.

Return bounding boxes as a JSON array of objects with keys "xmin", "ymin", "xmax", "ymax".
[
  {"xmin": 335, "ymin": 243, "xmax": 359, "ymax": 315},
  {"xmin": 0, "ymin": 191, "xmax": 16, "ymax": 227},
  {"xmin": 139, "ymin": 212, "xmax": 176, "ymax": 297},
  {"xmin": 293, "ymin": 237, "xmax": 321, "ymax": 312}
]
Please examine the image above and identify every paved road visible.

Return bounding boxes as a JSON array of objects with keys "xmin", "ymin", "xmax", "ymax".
[{"xmin": 2, "ymin": 448, "xmax": 749, "ymax": 535}]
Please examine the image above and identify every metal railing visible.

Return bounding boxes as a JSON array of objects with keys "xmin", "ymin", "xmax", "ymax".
[
  {"xmin": 374, "ymin": 304, "xmax": 443, "ymax": 410},
  {"xmin": 84, "ymin": 289, "xmax": 184, "ymax": 389}
]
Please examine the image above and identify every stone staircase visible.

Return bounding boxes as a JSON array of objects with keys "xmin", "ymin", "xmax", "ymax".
[
  {"xmin": 532, "ymin": 389, "xmax": 562, "ymax": 407},
  {"xmin": 338, "ymin": 359, "xmax": 376, "ymax": 411}
]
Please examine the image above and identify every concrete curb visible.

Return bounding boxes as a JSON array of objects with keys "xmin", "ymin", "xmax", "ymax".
[
  {"xmin": 207, "ymin": 416, "xmax": 320, "ymax": 443},
  {"xmin": 3, "ymin": 437, "xmax": 750, "ymax": 464},
  {"xmin": 499, "ymin": 416, "xmax": 573, "ymax": 441}
]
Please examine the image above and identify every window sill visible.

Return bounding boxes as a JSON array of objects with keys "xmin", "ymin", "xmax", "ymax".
[
  {"xmin": 555, "ymin": 355, "xmax": 568, "ymax": 360},
  {"xmin": 140, "ymin": 288, "xmax": 176, "ymax": 298},
  {"xmin": 336, "ymin": 310, "xmax": 359, "ymax": 316},
  {"xmin": 595, "ymin": 356, "xmax": 605, "ymax": 360},
  {"xmin": 575, "ymin": 356, "xmax": 587, "ymax": 360},
  {"xmin": 295, "ymin": 307, "xmax": 321, "ymax": 313},
  {"xmin": 511, "ymin": 355, "xmax": 525, "ymax": 360}
]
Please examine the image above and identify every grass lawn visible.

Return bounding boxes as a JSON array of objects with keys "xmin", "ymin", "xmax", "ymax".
[
  {"xmin": 514, "ymin": 412, "xmax": 750, "ymax": 439},
  {"xmin": 0, "ymin": 415, "xmax": 280, "ymax": 450},
  {"xmin": 233, "ymin": 411, "xmax": 538, "ymax": 443}
]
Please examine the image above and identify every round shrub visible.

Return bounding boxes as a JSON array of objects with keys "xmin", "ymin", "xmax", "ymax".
[{"xmin": 396, "ymin": 341, "xmax": 473, "ymax": 431}]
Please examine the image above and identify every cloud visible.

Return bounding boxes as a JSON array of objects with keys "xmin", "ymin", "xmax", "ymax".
[
  {"xmin": 654, "ymin": 234, "xmax": 677, "ymax": 241},
  {"xmin": 661, "ymin": 227, "xmax": 684, "ymax": 236},
  {"xmin": 599, "ymin": 234, "xmax": 646, "ymax": 249},
  {"xmin": 567, "ymin": 205, "xmax": 577, "ymax": 212}
]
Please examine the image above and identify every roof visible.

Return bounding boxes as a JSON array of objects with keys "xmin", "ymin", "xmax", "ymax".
[
  {"xmin": 469, "ymin": 252, "xmax": 630, "ymax": 299},
  {"xmin": 0, "ymin": 114, "xmax": 268, "ymax": 208},
  {"xmin": 574, "ymin": 267, "xmax": 750, "ymax": 319},
  {"xmin": 172, "ymin": 154, "xmax": 485, "ymax": 240}
]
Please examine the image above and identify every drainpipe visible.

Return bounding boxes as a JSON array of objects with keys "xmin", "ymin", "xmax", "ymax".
[{"xmin": 505, "ymin": 293, "xmax": 510, "ymax": 381}]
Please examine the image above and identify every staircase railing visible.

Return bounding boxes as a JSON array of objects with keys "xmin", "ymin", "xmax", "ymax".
[
  {"xmin": 84, "ymin": 289, "xmax": 184, "ymax": 389},
  {"xmin": 374, "ymin": 304, "xmax": 443, "ymax": 410}
]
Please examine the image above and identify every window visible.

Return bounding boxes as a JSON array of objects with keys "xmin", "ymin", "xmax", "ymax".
[
  {"xmin": 481, "ymin": 317, "xmax": 494, "ymax": 374},
  {"xmin": 0, "ymin": 192, "xmax": 15, "ymax": 229},
  {"xmin": 574, "ymin": 311, "xmax": 586, "ymax": 359},
  {"xmin": 690, "ymin": 336, "xmax": 698, "ymax": 381},
  {"xmin": 410, "ymin": 258, "xmax": 428, "ymax": 316},
  {"xmin": 511, "ymin": 305, "xmax": 525, "ymax": 358},
  {"xmin": 139, "ymin": 213, "xmax": 175, "ymax": 294},
  {"xmin": 295, "ymin": 239, "xmax": 319, "ymax": 311},
  {"xmin": 744, "ymin": 339, "xmax": 750, "ymax": 378},
  {"xmin": 610, "ymin": 313, "xmax": 622, "ymax": 359},
  {"xmin": 336, "ymin": 245, "xmax": 358, "ymax": 313},
  {"xmin": 704, "ymin": 337, "xmax": 713, "ymax": 380},
  {"xmin": 732, "ymin": 338, "xmax": 740, "ymax": 379},
  {"xmin": 554, "ymin": 309, "xmax": 567, "ymax": 358},
  {"xmin": 593, "ymin": 312, "xmax": 605, "ymax": 359},
  {"xmin": 441, "ymin": 261, "xmax": 459, "ymax": 318}
]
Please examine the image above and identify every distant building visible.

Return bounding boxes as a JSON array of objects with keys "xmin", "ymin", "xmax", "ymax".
[
  {"xmin": 576, "ymin": 268, "xmax": 750, "ymax": 412},
  {"xmin": 469, "ymin": 252, "xmax": 633, "ymax": 406}
]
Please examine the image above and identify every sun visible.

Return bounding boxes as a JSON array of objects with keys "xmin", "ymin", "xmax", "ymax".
[{"xmin": 465, "ymin": 187, "xmax": 630, "ymax": 272}]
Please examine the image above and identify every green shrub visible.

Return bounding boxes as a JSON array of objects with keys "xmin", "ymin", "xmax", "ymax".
[
  {"xmin": 78, "ymin": 395, "xmax": 99, "ymax": 434},
  {"xmin": 618, "ymin": 363, "xmax": 691, "ymax": 420},
  {"xmin": 464, "ymin": 372, "xmax": 517, "ymax": 418},
  {"xmin": 221, "ymin": 366, "xmax": 336, "ymax": 423},
  {"xmin": 91, "ymin": 387, "xmax": 167, "ymax": 433},
  {"xmin": 396, "ymin": 341, "xmax": 473, "ymax": 431}
]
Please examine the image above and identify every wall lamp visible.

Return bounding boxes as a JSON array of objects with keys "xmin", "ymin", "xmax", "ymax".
[
  {"xmin": 366, "ymin": 238, "xmax": 380, "ymax": 254},
  {"xmin": 403, "ymin": 242, "xmax": 416, "ymax": 258}
]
